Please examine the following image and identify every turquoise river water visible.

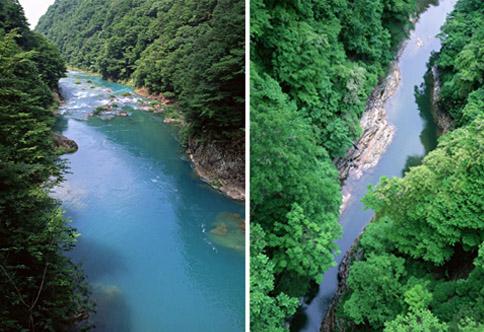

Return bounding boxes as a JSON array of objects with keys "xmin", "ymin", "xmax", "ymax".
[{"xmin": 53, "ymin": 72, "xmax": 245, "ymax": 332}]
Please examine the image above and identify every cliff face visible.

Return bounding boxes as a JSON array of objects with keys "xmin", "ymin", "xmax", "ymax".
[
  {"xmin": 320, "ymin": 235, "xmax": 364, "ymax": 332},
  {"xmin": 187, "ymin": 137, "xmax": 245, "ymax": 201},
  {"xmin": 430, "ymin": 66, "xmax": 454, "ymax": 133},
  {"xmin": 336, "ymin": 61, "xmax": 399, "ymax": 183}
]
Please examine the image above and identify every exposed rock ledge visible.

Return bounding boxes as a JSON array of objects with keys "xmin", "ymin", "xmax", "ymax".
[
  {"xmin": 136, "ymin": 87, "xmax": 245, "ymax": 201},
  {"xmin": 430, "ymin": 66, "xmax": 454, "ymax": 133},
  {"xmin": 187, "ymin": 138, "xmax": 245, "ymax": 201},
  {"xmin": 320, "ymin": 234, "xmax": 364, "ymax": 332},
  {"xmin": 335, "ymin": 62, "xmax": 399, "ymax": 184},
  {"xmin": 335, "ymin": 61, "xmax": 400, "ymax": 213}
]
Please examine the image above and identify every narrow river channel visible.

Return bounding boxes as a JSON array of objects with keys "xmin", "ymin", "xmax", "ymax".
[
  {"xmin": 53, "ymin": 72, "xmax": 245, "ymax": 331},
  {"xmin": 292, "ymin": 0, "xmax": 457, "ymax": 330}
]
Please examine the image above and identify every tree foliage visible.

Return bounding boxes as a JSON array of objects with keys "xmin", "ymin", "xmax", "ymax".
[
  {"xmin": 0, "ymin": 1, "xmax": 92, "ymax": 330},
  {"xmin": 250, "ymin": 1, "xmax": 418, "ymax": 330},
  {"xmin": 250, "ymin": 224, "xmax": 298, "ymax": 332},
  {"xmin": 434, "ymin": 0, "xmax": 483, "ymax": 124},
  {"xmin": 37, "ymin": 0, "xmax": 245, "ymax": 140}
]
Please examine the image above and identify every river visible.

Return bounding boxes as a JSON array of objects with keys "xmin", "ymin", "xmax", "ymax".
[
  {"xmin": 291, "ymin": 0, "xmax": 457, "ymax": 331},
  {"xmin": 53, "ymin": 72, "xmax": 245, "ymax": 331}
]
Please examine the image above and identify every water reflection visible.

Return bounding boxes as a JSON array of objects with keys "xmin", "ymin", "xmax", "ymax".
[
  {"xmin": 403, "ymin": 71, "xmax": 440, "ymax": 175},
  {"xmin": 73, "ymin": 237, "xmax": 127, "ymax": 280}
]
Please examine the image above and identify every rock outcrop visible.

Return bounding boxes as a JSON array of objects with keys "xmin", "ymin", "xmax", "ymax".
[
  {"xmin": 320, "ymin": 236, "xmax": 364, "ymax": 332},
  {"xmin": 53, "ymin": 133, "xmax": 78, "ymax": 154},
  {"xmin": 430, "ymin": 66, "xmax": 454, "ymax": 133},
  {"xmin": 335, "ymin": 62, "xmax": 399, "ymax": 183},
  {"xmin": 187, "ymin": 137, "xmax": 245, "ymax": 201}
]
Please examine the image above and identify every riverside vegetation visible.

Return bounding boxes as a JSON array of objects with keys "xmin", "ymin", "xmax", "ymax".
[
  {"xmin": 251, "ymin": 0, "xmax": 422, "ymax": 330},
  {"xmin": 337, "ymin": 0, "xmax": 483, "ymax": 330},
  {"xmin": 37, "ymin": 0, "xmax": 245, "ymax": 198},
  {"xmin": 251, "ymin": 0, "xmax": 482, "ymax": 331},
  {"xmin": 0, "ymin": 1, "xmax": 92, "ymax": 330}
]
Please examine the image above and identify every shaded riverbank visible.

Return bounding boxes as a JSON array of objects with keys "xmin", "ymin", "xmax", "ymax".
[{"xmin": 135, "ymin": 88, "xmax": 246, "ymax": 201}]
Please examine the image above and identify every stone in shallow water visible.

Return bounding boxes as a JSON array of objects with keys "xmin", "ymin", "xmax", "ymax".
[
  {"xmin": 208, "ymin": 212, "xmax": 245, "ymax": 252},
  {"xmin": 211, "ymin": 223, "xmax": 228, "ymax": 236}
]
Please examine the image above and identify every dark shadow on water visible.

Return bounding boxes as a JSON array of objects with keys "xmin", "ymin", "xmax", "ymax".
[
  {"xmin": 403, "ymin": 71, "xmax": 440, "ymax": 176},
  {"xmin": 302, "ymin": 280, "xmax": 320, "ymax": 305},
  {"xmin": 290, "ymin": 308, "xmax": 308, "ymax": 332},
  {"xmin": 289, "ymin": 280, "xmax": 320, "ymax": 331},
  {"xmin": 415, "ymin": 71, "xmax": 439, "ymax": 153},
  {"xmin": 402, "ymin": 154, "xmax": 424, "ymax": 175},
  {"xmin": 54, "ymin": 115, "xmax": 69, "ymax": 132},
  {"xmin": 71, "ymin": 236, "xmax": 127, "ymax": 282}
]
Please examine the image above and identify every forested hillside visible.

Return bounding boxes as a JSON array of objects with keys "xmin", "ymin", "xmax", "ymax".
[
  {"xmin": 37, "ymin": 0, "xmax": 244, "ymax": 141},
  {"xmin": 250, "ymin": 0, "xmax": 419, "ymax": 330},
  {"xmin": 0, "ymin": 0, "xmax": 91, "ymax": 330},
  {"xmin": 338, "ymin": 0, "xmax": 483, "ymax": 330}
]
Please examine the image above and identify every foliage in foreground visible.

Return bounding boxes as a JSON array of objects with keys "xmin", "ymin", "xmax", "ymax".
[
  {"xmin": 0, "ymin": 1, "xmax": 92, "ymax": 330},
  {"xmin": 340, "ymin": 1, "xmax": 483, "ymax": 330}
]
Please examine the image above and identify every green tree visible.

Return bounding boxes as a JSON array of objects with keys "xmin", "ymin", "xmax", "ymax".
[
  {"xmin": 0, "ymin": 3, "xmax": 91, "ymax": 330},
  {"xmin": 384, "ymin": 309, "xmax": 448, "ymax": 332},
  {"xmin": 268, "ymin": 204, "xmax": 336, "ymax": 282},
  {"xmin": 250, "ymin": 224, "xmax": 298, "ymax": 332},
  {"xmin": 251, "ymin": 66, "xmax": 341, "ymax": 296},
  {"xmin": 250, "ymin": 0, "xmax": 420, "ymax": 330},
  {"xmin": 343, "ymin": 254, "xmax": 407, "ymax": 327}
]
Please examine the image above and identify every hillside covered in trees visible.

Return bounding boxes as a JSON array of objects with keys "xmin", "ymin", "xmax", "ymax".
[
  {"xmin": 0, "ymin": 0, "xmax": 91, "ymax": 330},
  {"xmin": 36, "ymin": 0, "xmax": 244, "ymax": 142},
  {"xmin": 250, "ymin": 0, "xmax": 423, "ymax": 330},
  {"xmin": 338, "ymin": 0, "xmax": 483, "ymax": 330}
]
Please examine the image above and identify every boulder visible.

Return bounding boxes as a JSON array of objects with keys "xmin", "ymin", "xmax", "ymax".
[{"xmin": 54, "ymin": 133, "xmax": 78, "ymax": 154}]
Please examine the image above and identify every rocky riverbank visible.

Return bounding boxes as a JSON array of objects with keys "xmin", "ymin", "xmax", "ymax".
[
  {"xmin": 187, "ymin": 137, "xmax": 245, "ymax": 201},
  {"xmin": 335, "ymin": 58, "xmax": 401, "ymax": 212},
  {"xmin": 53, "ymin": 132, "xmax": 78, "ymax": 154},
  {"xmin": 430, "ymin": 66, "xmax": 454, "ymax": 133},
  {"xmin": 335, "ymin": 62, "xmax": 399, "ymax": 184},
  {"xmin": 320, "ymin": 236, "xmax": 364, "ymax": 332},
  {"xmin": 136, "ymin": 87, "xmax": 245, "ymax": 201}
]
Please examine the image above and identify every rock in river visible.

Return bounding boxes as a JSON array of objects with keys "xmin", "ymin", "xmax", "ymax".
[{"xmin": 54, "ymin": 132, "xmax": 78, "ymax": 154}]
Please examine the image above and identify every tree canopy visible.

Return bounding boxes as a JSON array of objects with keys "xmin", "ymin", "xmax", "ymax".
[
  {"xmin": 250, "ymin": 0, "xmax": 418, "ymax": 330},
  {"xmin": 0, "ymin": 1, "xmax": 92, "ymax": 330},
  {"xmin": 37, "ymin": 0, "xmax": 245, "ymax": 141}
]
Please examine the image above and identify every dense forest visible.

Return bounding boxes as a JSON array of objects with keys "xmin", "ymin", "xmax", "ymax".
[
  {"xmin": 337, "ymin": 0, "xmax": 483, "ymax": 330},
  {"xmin": 36, "ymin": 0, "xmax": 244, "ymax": 142},
  {"xmin": 0, "ymin": 0, "xmax": 91, "ymax": 330},
  {"xmin": 250, "ymin": 0, "xmax": 421, "ymax": 330}
]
